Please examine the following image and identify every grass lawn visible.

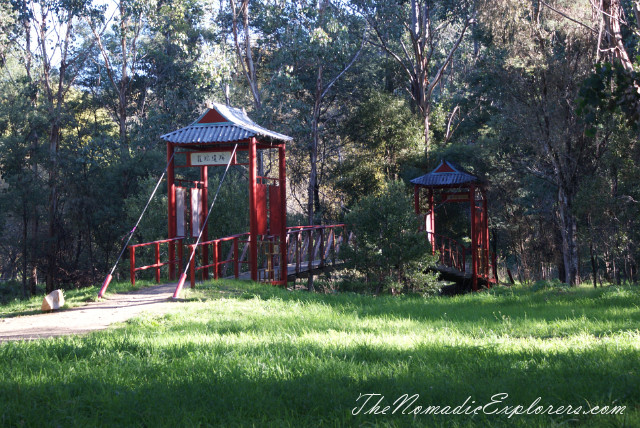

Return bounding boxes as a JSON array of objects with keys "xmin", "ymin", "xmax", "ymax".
[{"xmin": 0, "ymin": 281, "xmax": 638, "ymax": 427}]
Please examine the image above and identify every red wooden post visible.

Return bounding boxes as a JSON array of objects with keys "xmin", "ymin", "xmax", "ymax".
[
  {"xmin": 428, "ymin": 188, "xmax": 435, "ymax": 253},
  {"xmin": 249, "ymin": 138, "xmax": 258, "ymax": 281},
  {"xmin": 319, "ymin": 228, "xmax": 325, "ymax": 268},
  {"xmin": 470, "ymin": 184, "xmax": 478, "ymax": 291},
  {"xmin": 201, "ymin": 166, "xmax": 209, "ymax": 280},
  {"xmin": 279, "ymin": 144, "xmax": 288, "ymax": 285},
  {"xmin": 413, "ymin": 185, "xmax": 420, "ymax": 214},
  {"xmin": 213, "ymin": 240, "xmax": 219, "ymax": 280},
  {"xmin": 233, "ymin": 238, "xmax": 239, "ymax": 278},
  {"xmin": 482, "ymin": 188, "xmax": 490, "ymax": 285},
  {"xmin": 167, "ymin": 143, "xmax": 176, "ymax": 280},
  {"xmin": 155, "ymin": 242, "xmax": 161, "ymax": 283},
  {"xmin": 129, "ymin": 246, "xmax": 136, "ymax": 286}
]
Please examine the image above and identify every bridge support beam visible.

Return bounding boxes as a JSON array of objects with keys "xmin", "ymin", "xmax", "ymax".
[
  {"xmin": 167, "ymin": 143, "xmax": 176, "ymax": 280},
  {"xmin": 470, "ymin": 184, "xmax": 478, "ymax": 291},
  {"xmin": 249, "ymin": 137, "xmax": 258, "ymax": 282},
  {"xmin": 201, "ymin": 165, "xmax": 209, "ymax": 280},
  {"xmin": 279, "ymin": 144, "xmax": 288, "ymax": 285}
]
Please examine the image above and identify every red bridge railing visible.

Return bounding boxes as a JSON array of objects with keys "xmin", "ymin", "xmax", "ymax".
[
  {"xmin": 187, "ymin": 233, "xmax": 250, "ymax": 286},
  {"xmin": 128, "ymin": 238, "xmax": 183, "ymax": 285},
  {"xmin": 426, "ymin": 231, "xmax": 466, "ymax": 273},
  {"xmin": 128, "ymin": 225, "xmax": 351, "ymax": 288}
]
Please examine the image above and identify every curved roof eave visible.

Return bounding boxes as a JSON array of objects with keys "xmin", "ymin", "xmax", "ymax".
[{"xmin": 160, "ymin": 102, "xmax": 293, "ymax": 145}]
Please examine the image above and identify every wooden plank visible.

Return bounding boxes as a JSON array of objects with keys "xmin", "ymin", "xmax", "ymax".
[{"xmin": 324, "ymin": 230, "xmax": 334, "ymax": 260}]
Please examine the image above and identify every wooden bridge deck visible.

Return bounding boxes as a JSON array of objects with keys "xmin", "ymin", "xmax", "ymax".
[{"xmin": 227, "ymin": 259, "xmax": 340, "ymax": 282}]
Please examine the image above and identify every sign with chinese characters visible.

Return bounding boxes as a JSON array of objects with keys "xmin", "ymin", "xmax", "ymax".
[
  {"xmin": 442, "ymin": 192, "xmax": 470, "ymax": 203},
  {"xmin": 190, "ymin": 151, "xmax": 232, "ymax": 166}
]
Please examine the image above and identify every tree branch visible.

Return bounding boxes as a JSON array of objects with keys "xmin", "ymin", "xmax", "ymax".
[
  {"xmin": 540, "ymin": 1, "xmax": 598, "ymax": 33},
  {"xmin": 427, "ymin": 17, "xmax": 471, "ymax": 97}
]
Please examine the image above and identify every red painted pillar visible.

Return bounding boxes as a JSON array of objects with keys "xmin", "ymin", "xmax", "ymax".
[
  {"xmin": 249, "ymin": 138, "xmax": 258, "ymax": 281},
  {"xmin": 233, "ymin": 238, "xmax": 239, "ymax": 278},
  {"xmin": 470, "ymin": 184, "xmax": 478, "ymax": 291},
  {"xmin": 213, "ymin": 240, "xmax": 219, "ymax": 279},
  {"xmin": 428, "ymin": 188, "xmax": 435, "ymax": 252},
  {"xmin": 482, "ymin": 188, "xmax": 490, "ymax": 285},
  {"xmin": 429, "ymin": 189, "xmax": 434, "ymax": 234},
  {"xmin": 279, "ymin": 144, "xmax": 288, "ymax": 285},
  {"xmin": 155, "ymin": 242, "xmax": 161, "ymax": 283},
  {"xmin": 413, "ymin": 186, "xmax": 420, "ymax": 214},
  {"xmin": 201, "ymin": 165, "xmax": 209, "ymax": 279},
  {"xmin": 129, "ymin": 246, "xmax": 136, "ymax": 286},
  {"xmin": 167, "ymin": 143, "xmax": 176, "ymax": 280}
]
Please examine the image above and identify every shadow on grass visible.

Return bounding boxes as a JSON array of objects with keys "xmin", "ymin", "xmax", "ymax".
[{"xmin": 0, "ymin": 329, "xmax": 637, "ymax": 427}]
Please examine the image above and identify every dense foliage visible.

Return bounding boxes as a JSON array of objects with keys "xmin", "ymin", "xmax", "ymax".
[
  {"xmin": 343, "ymin": 181, "xmax": 439, "ymax": 294},
  {"xmin": 0, "ymin": 0, "xmax": 639, "ymax": 294}
]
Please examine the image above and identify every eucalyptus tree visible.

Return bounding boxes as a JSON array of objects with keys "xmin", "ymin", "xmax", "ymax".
[
  {"xmin": 15, "ymin": 0, "xmax": 98, "ymax": 292},
  {"xmin": 352, "ymin": 0, "xmax": 474, "ymax": 157},
  {"xmin": 229, "ymin": 1, "xmax": 366, "ymax": 223},
  {"xmin": 84, "ymin": 0, "xmax": 154, "ymax": 151},
  {"xmin": 471, "ymin": 0, "xmax": 611, "ymax": 286}
]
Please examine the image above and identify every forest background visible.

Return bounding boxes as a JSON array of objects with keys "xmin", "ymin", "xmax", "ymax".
[{"xmin": 0, "ymin": 0, "xmax": 639, "ymax": 296}]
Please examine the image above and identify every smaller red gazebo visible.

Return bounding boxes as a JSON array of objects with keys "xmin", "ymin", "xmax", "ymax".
[{"xmin": 411, "ymin": 160, "xmax": 495, "ymax": 291}]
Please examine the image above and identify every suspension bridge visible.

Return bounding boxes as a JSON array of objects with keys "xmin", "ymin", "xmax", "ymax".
[{"xmin": 99, "ymin": 104, "xmax": 494, "ymax": 299}]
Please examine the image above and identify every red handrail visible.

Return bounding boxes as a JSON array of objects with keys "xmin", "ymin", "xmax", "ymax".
[
  {"xmin": 130, "ymin": 225, "xmax": 351, "ymax": 290},
  {"xmin": 128, "ymin": 238, "xmax": 184, "ymax": 285},
  {"xmin": 187, "ymin": 232, "xmax": 250, "ymax": 287}
]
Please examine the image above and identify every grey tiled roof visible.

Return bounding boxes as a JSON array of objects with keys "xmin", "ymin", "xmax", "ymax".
[
  {"xmin": 410, "ymin": 160, "xmax": 480, "ymax": 187},
  {"xmin": 160, "ymin": 103, "xmax": 292, "ymax": 144}
]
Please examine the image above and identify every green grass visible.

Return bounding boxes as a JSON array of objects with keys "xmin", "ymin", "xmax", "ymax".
[
  {"xmin": 1, "ymin": 282, "xmax": 639, "ymax": 427},
  {"xmin": 0, "ymin": 279, "xmax": 160, "ymax": 318}
]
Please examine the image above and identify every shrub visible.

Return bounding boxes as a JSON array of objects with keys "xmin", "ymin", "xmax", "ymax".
[{"xmin": 342, "ymin": 180, "xmax": 438, "ymax": 294}]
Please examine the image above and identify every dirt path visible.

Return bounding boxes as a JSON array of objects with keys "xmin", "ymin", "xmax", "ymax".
[{"xmin": 0, "ymin": 283, "xmax": 182, "ymax": 342}]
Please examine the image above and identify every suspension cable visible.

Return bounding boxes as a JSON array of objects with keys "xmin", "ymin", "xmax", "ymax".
[
  {"xmin": 98, "ymin": 152, "xmax": 176, "ymax": 298},
  {"xmin": 173, "ymin": 144, "xmax": 239, "ymax": 298}
]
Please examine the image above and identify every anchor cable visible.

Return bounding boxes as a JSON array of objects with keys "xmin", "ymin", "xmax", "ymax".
[{"xmin": 98, "ymin": 152, "xmax": 176, "ymax": 298}]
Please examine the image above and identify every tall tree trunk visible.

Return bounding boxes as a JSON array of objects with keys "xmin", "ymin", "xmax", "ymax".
[
  {"xmin": 118, "ymin": 0, "xmax": 129, "ymax": 150},
  {"xmin": 22, "ymin": 200, "xmax": 28, "ymax": 298},
  {"xmin": 46, "ymin": 124, "xmax": 60, "ymax": 293},
  {"xmin": 230, "ymin": 0, "xmax": 264, "ymax": 175},
  {"xmin": 558, "ymin": 185, "xmax": 579, "ymax": 286},
  {"xmin": 308, "ymin": 67, "xmax": 323, "ymax": 226},
  {"xmin": 307, "ymin": 67, "xmax": 323, "ymax": 292},
  {"xmin": 22, "ymin": 1, "xmax": 39, "ymax": 294},
  {"xmin": 423, "ymin": 112, "xmax": 430, "ymax": 156},
  {"xmin": 602, "ymin": 0, "xmax": 634, "ymax": 71},
  {"xmin": 589, "ymin": 221, "xmax": 598, "ymax": 288}
]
